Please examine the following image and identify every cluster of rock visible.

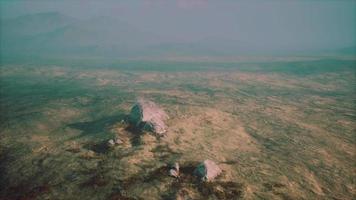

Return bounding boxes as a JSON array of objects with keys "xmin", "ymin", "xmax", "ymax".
[
  {"xmin": 107, "ymin": 99, "xmax": 169, "ymax": 147},
  {"xmin": 168, "ymin": 160, "xmax": 222, "ymax": 182},
  {"xmin": 108, "ymin": 137, "xmax": 123, "ymax": 147},
  {"xmin": 127, "ymin": 99, "xmax": 222, "ymax": 182},
  {"xmin": 129, "ymin": 99, "xmax": 169, "ymax": 136}
]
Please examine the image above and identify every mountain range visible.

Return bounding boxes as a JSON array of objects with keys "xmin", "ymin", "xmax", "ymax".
[{"xmin": 1, "ymin": 12, "xmax": 354, "ymax": 59}]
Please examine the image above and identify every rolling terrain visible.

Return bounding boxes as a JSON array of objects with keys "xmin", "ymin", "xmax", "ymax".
[{"xmin": 0, "ymin": 58, "xmax": 355, "ymax": 199}]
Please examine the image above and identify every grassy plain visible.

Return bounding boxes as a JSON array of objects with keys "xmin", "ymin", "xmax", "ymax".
[{"xmin": 0, "ymin": 58, "xmax": 355, "ymax": 199}]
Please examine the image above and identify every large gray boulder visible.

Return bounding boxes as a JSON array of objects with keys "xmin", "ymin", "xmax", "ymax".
[
  {"xmin": 194, "ymin": 160, "xmax": 222, "ymax": 181},
  {"xmin": 129, "ymin": 99, "xmax": 169, "ymax": 135}
]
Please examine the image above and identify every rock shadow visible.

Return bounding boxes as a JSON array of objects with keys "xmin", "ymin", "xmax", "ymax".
[
  {"xmin": 82, "ymin": 140, "xmax": 111, "ymax": 154},
  {"xmin": 67, "ymin": 114, "xmax": 127, "ymax": 138},
  {"xmin": 125, "ymin": 125, "xmax": 144, "ymax": 147}
]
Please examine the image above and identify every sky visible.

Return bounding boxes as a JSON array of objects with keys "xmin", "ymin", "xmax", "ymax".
[{"xmin": 1, "ymin": 0, "xmax": 355, "ymax": 51}]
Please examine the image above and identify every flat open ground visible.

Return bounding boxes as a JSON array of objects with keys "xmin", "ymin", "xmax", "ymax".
[{"xmin": 0, "ymin": 58, "xmax": 355, "ymax": 199}]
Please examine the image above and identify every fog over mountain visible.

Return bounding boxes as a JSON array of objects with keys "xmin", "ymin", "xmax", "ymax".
[
  {"xmin": 1, "ymin": 12, "xmax": 259, "ymax": 58},
  {"xmin": 1, "ymin": 1, "xmax": 355, "ymax": 59},
  {"xmin": 1, "ymin": 12, "xmax": 163, "ymax": 57}
]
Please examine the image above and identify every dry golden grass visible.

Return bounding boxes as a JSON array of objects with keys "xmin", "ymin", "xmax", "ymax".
[{"xmin": 0, "ymin": 59, "xmax": 354, "ymax": 199}]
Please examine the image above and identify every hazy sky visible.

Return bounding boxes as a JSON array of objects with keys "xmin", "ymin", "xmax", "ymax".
[{"xmin": 1, "ymin": 0, "xmax": 355, "ymax": 50}]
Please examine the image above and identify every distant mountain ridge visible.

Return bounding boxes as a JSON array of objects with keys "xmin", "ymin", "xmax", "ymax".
[
  {"xmin": 1, "ymin": 12, "xmax": 257, "ymax": 58},
  {"xmin": 1, "ymin": 12, "xmax": 166, "ymax": 57},
  {"xmin": 1, "ymin": 12, "xmax": 77, "ymax": 37},
  {"xmin": 1, "ymin": 12, "xmax": 354, "ymax": 59}
]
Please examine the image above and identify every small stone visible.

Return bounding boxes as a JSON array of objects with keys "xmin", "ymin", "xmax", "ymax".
[
  {"xmin": 168, "ymin": 162, "xmax": 180, "ymax": 178},
  {"xmin": 108, "ymin": 137, "xmax": 123, "ymax": 147},
  {"xmin": 115, "ymin": 138, "xmax": 123, "ymax": 145},
  {"xmin": 173, "ymin": 162, "xmax": 179, "ymax": 171},
  {"xmin": 169, "ymin": 169, "xmax": 179, "ymax": 178},
  {"xmin": 108, "ymin": 139, "xmax": 115, "ymax": 147}
]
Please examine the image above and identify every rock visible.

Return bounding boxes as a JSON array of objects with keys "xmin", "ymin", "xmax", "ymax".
[
  {"xmin": 173, "ymin": 162, "xmax": 179, "ymax": 171},
  {"xmin": 115, "ymin": 138, "xmax": 123, "ymax": 145},
  {"xmin": 108, "ymin": 137, "xmax": 123, "ymax": 147},
  {"xmin": 129, "ymin": 99, "xmax": 169, "ymax": 135},
  {"xmin": 108, "ymin": 139, "xmax": 115, "ymax": 147},
  {"xmin": 169, "ymin": 169, "xmax": 179, "ymax": 178},
  {"xmin": 194, "ymin": 160, "xmax": 222, "ymax": 181},
  {"xmin": 168, "ymin": 162, "xmax": 180, "ymax": 178}
]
